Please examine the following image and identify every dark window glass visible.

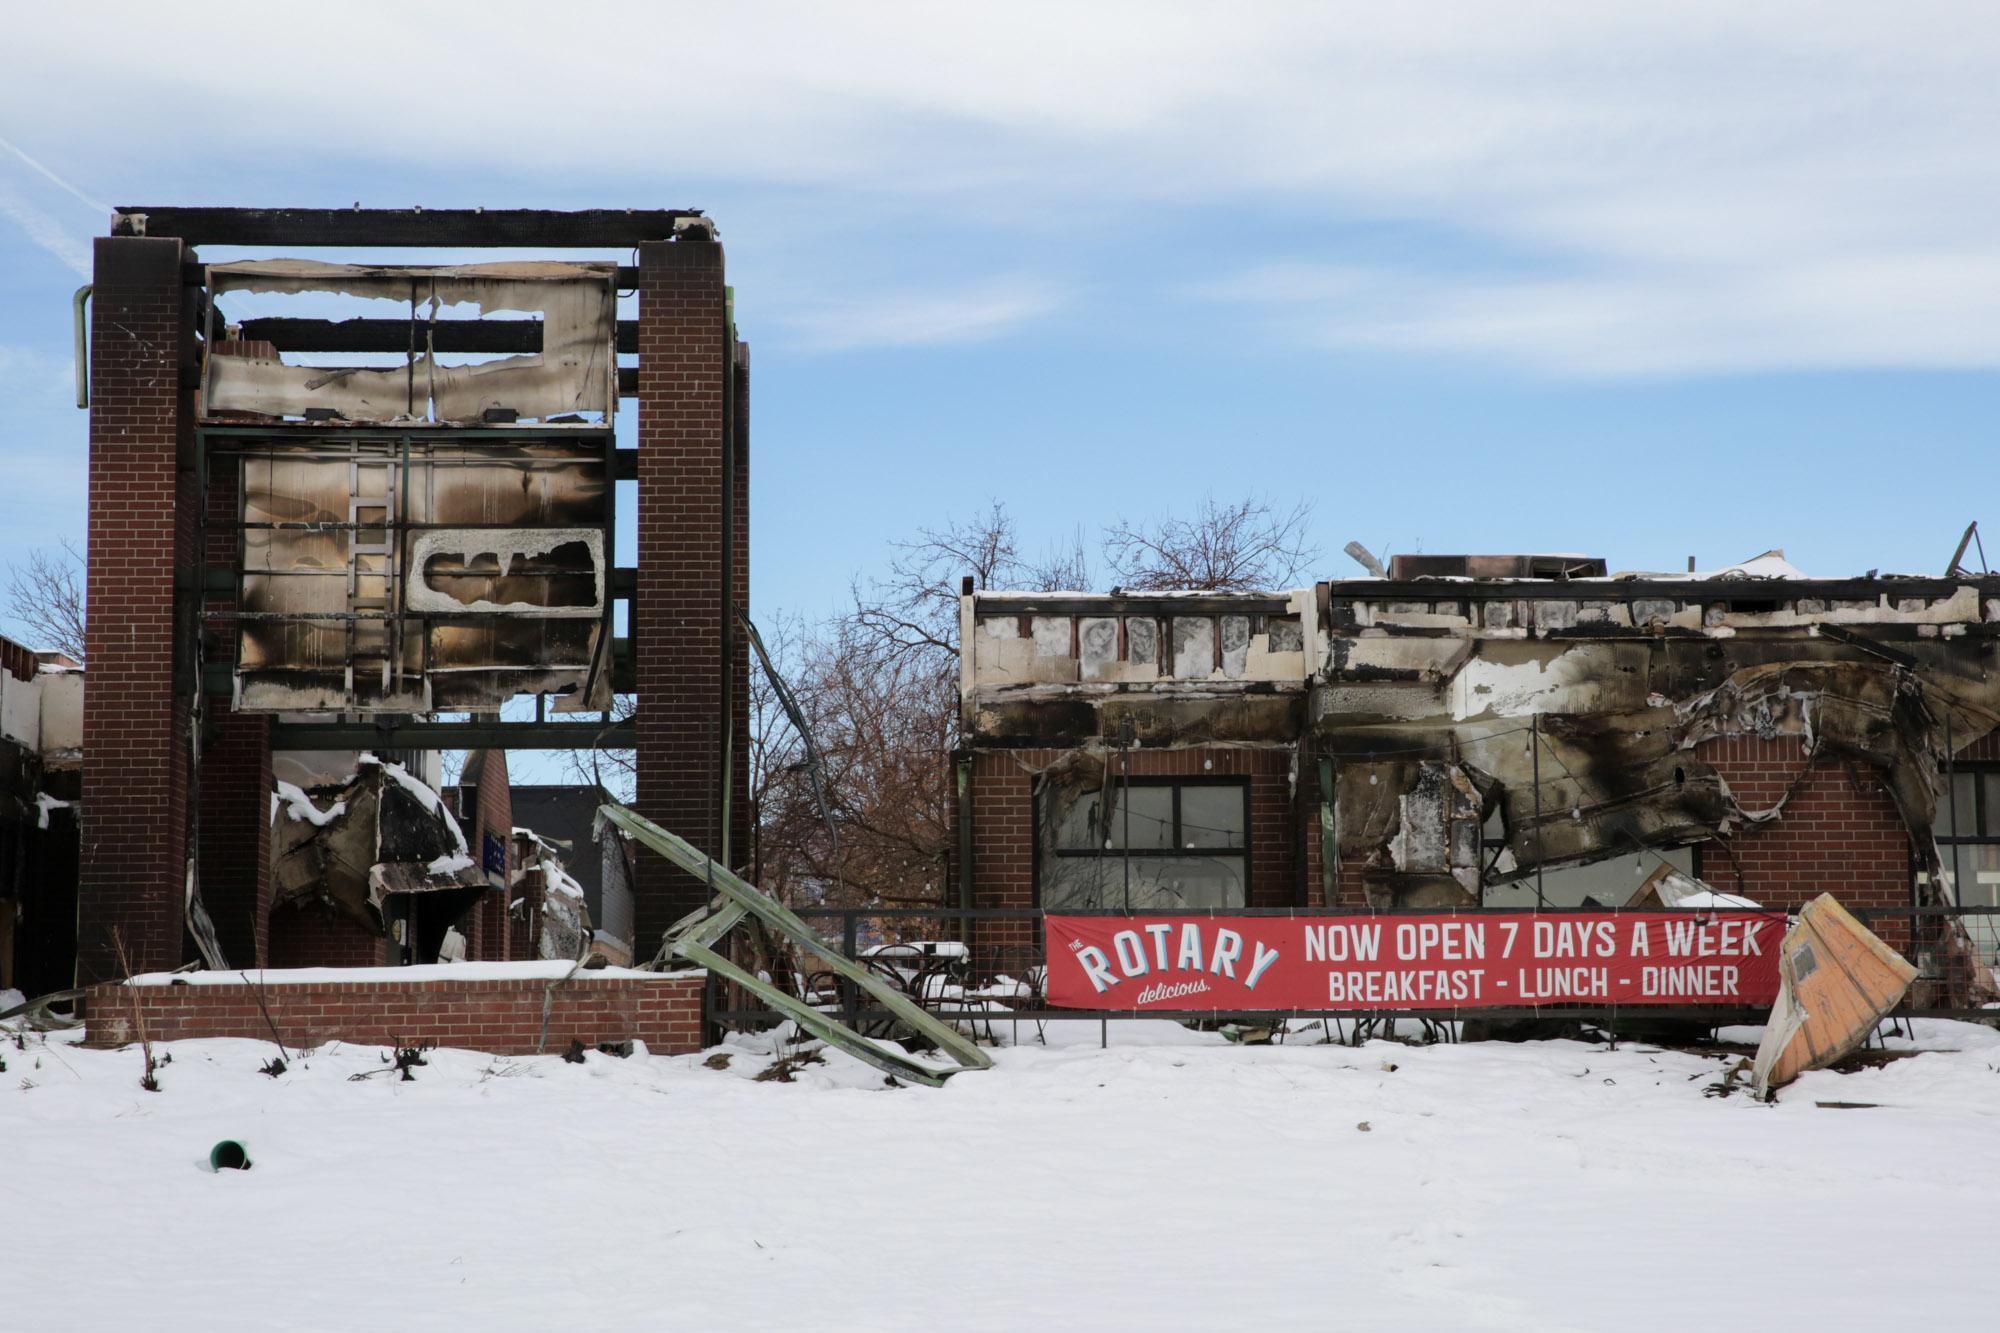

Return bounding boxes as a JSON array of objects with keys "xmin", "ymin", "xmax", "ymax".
[
  {"xmin": 1040, "ymin": 778, "xmax": 1248, "ymax": 910},
  {"xmin": 1180, "ymin": 785, "xmax": 1246, "ymax": 850},
  {"xmin": 1931, "ymin": 763, "xmax": 2000, "ymax": 966}
]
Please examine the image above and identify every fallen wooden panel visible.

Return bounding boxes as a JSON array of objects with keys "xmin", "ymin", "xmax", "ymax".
[{"xmin": 1752, "ymin": 894, "xmax": 1917, "ymax": 1096}]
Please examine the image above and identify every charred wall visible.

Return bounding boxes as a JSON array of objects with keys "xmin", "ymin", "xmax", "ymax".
[{"xmin": 960, "ymin": 575, "xmax": 2000, "ymax": 996}]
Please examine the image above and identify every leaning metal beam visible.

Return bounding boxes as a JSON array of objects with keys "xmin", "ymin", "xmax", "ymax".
[
  {"xmin": 681, "ymin": 938, "xmax": 963, "ymax": 1087},
  {"xmin": 599, "ymin": 802, "xmax": 992, "ymax": 1083},
  {"xmin": 115, "ymin": 207, "xmax": 701, "ymax": 247}
]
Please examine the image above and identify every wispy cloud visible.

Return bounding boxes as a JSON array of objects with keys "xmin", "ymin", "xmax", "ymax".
[
  {"xmin": 0, "ymin": 130, "xmax": 108, "ymax": 213},
  {"xmin": 3, "ymin": 4, "xmax": 2000, "ymax": 374},
  {"xmin": 772, "ymin": 276, "xmax": 1063, "ymax": 352},
  {"xmin": 0, "ymin": 130, "xmax": 104, "ymax": 277},
  {"xmin": 1194, "ymin": 253, "xmax": 2000, "ymax": 377},
  {"xmin": 0, "ymin": 181, "xmax": 89, "ymax": 277},
  {"xmin": 0, "ymin": 342, "xmax": 74, "ymax": 403},
  {"xmin": 0, "ymin": 344, "xmax": 87, "ymax": 557}
]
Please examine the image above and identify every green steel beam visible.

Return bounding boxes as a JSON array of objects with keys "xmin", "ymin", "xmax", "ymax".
[{"xmin": 600, "ymin": 802, "xmax": 992, "ymax": 1082}]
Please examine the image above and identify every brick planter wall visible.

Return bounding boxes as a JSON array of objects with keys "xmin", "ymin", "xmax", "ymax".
[{"xmin": 82, "ymin": 969, "xmax": 706, "ymax": 1056}]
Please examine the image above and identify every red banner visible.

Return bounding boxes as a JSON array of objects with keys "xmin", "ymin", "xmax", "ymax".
[{"xmin": 1044, "ymin": 913, "xmax": 1785, "ymax": 1012}]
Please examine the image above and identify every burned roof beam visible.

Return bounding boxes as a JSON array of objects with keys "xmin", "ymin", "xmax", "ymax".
[
  {"xmin": 118, "ymin": 207, "xmax": 701, "ymax": 247},
  {"xmin": 268, "ymin": 719, "xmax": 637, "ymax": 751},
  {"xmin": 203, "ymin": 644, "xmax": 632, "ymax": 699},
  {"xmin": 975, "ymin": 594, "xmax": 1295, "ymax": 617},
  {"xmin": 1324, "ymin": 576, "xmax": 2000, "ymax": 602},
  {"xmin": 198, "ymin": 567, "xmax": 638, "ymax": 596},
  {"xmin": 185, "ymin": 263, "xmax": 641, "ymax": 287},
  {"xmin": 1814, "ymin": 622, "xmax": 1921, "ymax": 669},
  {"xmin": 232, "ymin": 317, "xmax": 641, "ymax": 355}
]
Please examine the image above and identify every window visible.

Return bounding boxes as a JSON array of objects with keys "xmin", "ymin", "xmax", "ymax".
[
  {"xmin": 1928, "ymin": 765, "xmax": 2000, "ymax": 966},
  {"xmin": 1039, "ymin": 778, "xmax": 1248, "ymax": 910}
]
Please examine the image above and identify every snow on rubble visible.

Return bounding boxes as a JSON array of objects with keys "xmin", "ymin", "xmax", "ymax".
[{"xmin": 2, "ymin": 1016, "xmax": 1996, "ymax": 1329}]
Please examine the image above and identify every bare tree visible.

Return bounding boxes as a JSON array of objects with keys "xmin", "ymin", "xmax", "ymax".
[
  {"xmin": 1102, "ymin": 495, "xmax": 1319, "ymax": 592},
  {"xmin": 1024, "ymin": 526, "xmax": 1092, "ymax": 593},
  {"xmin": 5, "ymin": 540, "xmax": 86, "ymax": 661},
  {"xmin": 561, "ymin": 694, "xmax": 637, "ymax": 799},
  {"xmin": 850, "ymin": 499, "xmax": 1022, "ymax": 663},
  {"xmin": 557, "ymin": 494, "xmax": 1317, "ymax": 918},
  {"xmin": 756, "ymin": 502, "xmax": 1046, "ymax": 910},
  {"xmin": 559, "ymin": 613, "xmax": 808, "ymax": 884}
]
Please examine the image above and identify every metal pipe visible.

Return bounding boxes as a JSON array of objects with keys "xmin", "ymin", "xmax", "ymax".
[
  {"xmin": 956, "ymin": 756, "xmax": 974, "ymax": 913},
  {"xmin": 1318, "ymin": 753, "xmax": 1337, "ymax": 907},
  {"xmin": 1945, "ymin": 712, "xmax": 1963, "ymax": 955},
  {"xmin": 1530, "ymin": 715, "xmax": 1547, "ymax": 909},
  {"xmin": 72, "ymin": 285, "xmax": 92, "ymax": 408},
  {"xmin": 1117, "ymin": 716, "xmax": 1136, "ymax": 912}
]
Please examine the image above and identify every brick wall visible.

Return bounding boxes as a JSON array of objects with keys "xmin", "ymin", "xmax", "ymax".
[
  {"xmin": 268, "ymin": 904, "xmax": 390, "ymax": 969},
  {"xmin": 447, "ymin": 757, "xmax": 515, "ymax": 961},
  {"xmin": 471, "ymin": 752, "xmax": 514, "ymax": 960},
  {"xmin": 195, "ymin": 463, "xmax": 275, "ymax": 968},
  {"xmin": 197, "ymin": 714, "xmax": 273, "ymax": 967},
  {"xmin": 966, "ymin": 745, "xmax": 1302, "ymax": 973},
  {"xmin": 968, "ymin": 750, "xmax": 1037, "ymax": 973},
  {"xmin": 968, "ymin": 735, "xmax": 1930, "ymax": 959},
  {"xmin": 1694, "ymin": 736, "xmax": 1913, "ymax": 948},
  {"xmin": 1958, "ymin": 731, "xmax": 2000, "ymax": 764},
  {"xmin": 634, "ymin": 227, "xmax": 742, "ymax": 950},
  {"xmin": 80, "ymin": 235, "xmax": 197, "ymax": 983},
  {"xmin": 82, "ymin": 970, "xmax": 706, "ymax": 1055}
]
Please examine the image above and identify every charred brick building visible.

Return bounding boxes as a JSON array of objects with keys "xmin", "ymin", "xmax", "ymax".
[
  {"xmin": 956, "ymin": 552, "xmax": 2000, "ymax": 1004},
  {"xmin": 75, "ymin": 207, "xmax": 748, "ymax": 985}
]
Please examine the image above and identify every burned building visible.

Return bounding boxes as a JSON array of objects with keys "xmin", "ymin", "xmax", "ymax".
[
  {"xmin": 0, "ymin": 638, "xmax": 82, "ymax": 1001},
  {"xmin": 956, "ymin": 552, "xmax": 2000, "ymax": 1004},
  {"xmin": 509, "ymin": 783, "xmax": 638, "ymax": 965},
  {"xmin": 72, "ymin": 207, "xmax": 749, "ymax": 986}
]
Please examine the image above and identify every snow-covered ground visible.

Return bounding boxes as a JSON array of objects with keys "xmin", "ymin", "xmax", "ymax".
[{"xmin": 4, "ymin": 1016, "xmax": 1997, "ymax": 1330}]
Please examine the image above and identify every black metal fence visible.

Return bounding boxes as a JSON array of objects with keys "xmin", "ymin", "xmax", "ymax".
[{"xmin": 706, "ymin": 904, "xmax": 2000, "ymax": 1036}]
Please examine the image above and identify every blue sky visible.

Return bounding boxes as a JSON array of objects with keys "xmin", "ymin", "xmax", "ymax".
[{"xmin": 3, "ymin": 1, "xmax": 1997, "ymax": 649}]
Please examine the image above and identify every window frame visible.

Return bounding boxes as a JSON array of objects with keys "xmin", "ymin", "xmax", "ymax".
[
  {"xmin": 1936, "ymin": 762, "xmax": 2000, "ymax": 844},
  {"xmin": 1932, "ymin": 760, "xmax": 2000, "ymax": 897},
  {"xmin": 1930, "ymin": 761, "xmax": 2000, "ymax": 969},
  {"xmin": 1034, "ymin": 774, "xmax": 1252, "ymax": 910}
]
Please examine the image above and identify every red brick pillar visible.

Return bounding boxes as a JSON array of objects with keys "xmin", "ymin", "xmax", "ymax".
[
  {"xmin": 634, "ymin": 224, "xmax": 732, "ymax": 950},
  {"xmin": 969, "ymin": 752, "xmax": 1039, "ymax": 977},
  {"xmin": 461, "ymin": 753, "xmax": 514, "ymax": 960},
  {"xmin": 197, "ymin": 716, "xmax": 273, "ymax": 967},
  {"xmin": 80, "ymin": 236, "xmax": 197, "ymax": 983},
  {"xmin": 197, "ymin": 465, "xmax": 273, "ymax": 967}
]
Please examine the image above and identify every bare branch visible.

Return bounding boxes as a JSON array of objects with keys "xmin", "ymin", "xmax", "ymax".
[
  {"xmin": 1102, "ymin": 494, "xmax": 1319, "ymax": 592},
  {"xmin": 1022, "ymin": 525, "xmax": 1092, "ymax": 592},
  {"xmin": 5, "ymin": 539, "xmax": 87, "ymax": 661}
]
